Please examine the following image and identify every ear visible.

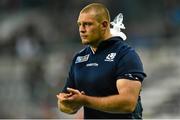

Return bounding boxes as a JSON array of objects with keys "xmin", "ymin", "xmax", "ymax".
[{"xmin": 101, "ymin": 21, "xmax": 108, "ymax": 29}]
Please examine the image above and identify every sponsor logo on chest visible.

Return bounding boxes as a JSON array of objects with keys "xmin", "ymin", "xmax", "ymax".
[
  {"xmin": 86, "ymin": 63, "xmax": 99, "ymax": 67},
  {"xmin": 75, "ymin": 54, "xmax": 89, "ymax": 63}
]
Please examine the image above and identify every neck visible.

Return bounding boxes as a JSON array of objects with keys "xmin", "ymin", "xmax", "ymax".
[
  {"xmin": 91, "ymin": 31, "xmax": 112, "ymax": 52},
  {"xmin": 103, "ymin": 30, "xmax": 112, "ymax": 41}
]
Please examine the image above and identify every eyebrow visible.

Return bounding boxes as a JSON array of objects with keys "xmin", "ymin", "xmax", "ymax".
[{"xmin": 77, "ymin": 21, "xmax": 93, "ymax": 26}]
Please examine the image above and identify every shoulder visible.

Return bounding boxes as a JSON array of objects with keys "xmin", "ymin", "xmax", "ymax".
[
  {"xmin": 110, "ymin": 37, "xmax": 134, "ymax": 57},
  {"xmin": 74, "ymin": 46, "xmax": 89, "ymax": 56},
  {"xmin": 110, "ymin": 37, "xmax": 142, "ymax": 63},
  {"xmin": 110, "ymin": 37, "xmax": 131, "ymax": 49}
]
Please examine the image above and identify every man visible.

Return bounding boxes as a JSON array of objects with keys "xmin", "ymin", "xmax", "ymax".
[{"xmin": 57, "ymin": 3, "xmax": 146, "ymax": 119}]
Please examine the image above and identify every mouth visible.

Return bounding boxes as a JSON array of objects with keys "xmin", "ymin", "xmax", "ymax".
[{"xmin": 80, "ymin": 35, "xmax": 88, "ymax": 39}]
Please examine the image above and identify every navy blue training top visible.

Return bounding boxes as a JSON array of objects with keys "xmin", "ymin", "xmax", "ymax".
[{"xmin": 62, "ymin": 37, "xmax": 146, "ymax": 119}]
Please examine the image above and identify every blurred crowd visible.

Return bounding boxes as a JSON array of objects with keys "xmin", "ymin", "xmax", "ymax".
[{"xmin": 0, "ymin": 0, "xmax": 180, "ymax": 119}]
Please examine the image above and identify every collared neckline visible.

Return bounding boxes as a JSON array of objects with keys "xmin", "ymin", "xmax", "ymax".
[{"xmin": 89, "ymin": 36, "xmax": 123, "ymax": 54}]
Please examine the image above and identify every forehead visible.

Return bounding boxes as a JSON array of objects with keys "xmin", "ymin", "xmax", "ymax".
[{"xmin": 77, "ymin": 12, "xmax": 97, "ymax": 22}]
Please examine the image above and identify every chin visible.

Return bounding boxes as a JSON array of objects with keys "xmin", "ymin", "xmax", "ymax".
[{"xmin": 81, "ymin": 40, "xmax": 90, "ymax": 45}]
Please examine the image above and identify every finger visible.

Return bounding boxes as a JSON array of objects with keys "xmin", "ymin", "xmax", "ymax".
[
  {"xmin": 56, "ymin": 95, "xmax": 60, "ymax": 99},
  {"xmin": 67, "ymin": 88, "xmax": 80, "ymax": 94},
  {"xmin": 81, "ymin": 91, "xmax": 85, "ymax": 95},
  {"xmin": 57, "ymin": 93, "xmax": 64, "ymax": 98},
  {"xmin": 63, "ymin": 92, "xmax": 72, "ymax": 98},
  {"xmin": 56, "ymin": 94, "xmax": 68, "ymax": 101},
  {"xmin": 58, "ymin": 92, "xmax": 72, "ymax": 97},
  {"xmin": 56, "ymin": 94, "xmax": 63, "ymax": 100}
]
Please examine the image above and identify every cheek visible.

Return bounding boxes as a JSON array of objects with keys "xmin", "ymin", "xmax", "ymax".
[{"xmin": 89, "ymin": 28, "xmax": 101, "ymax": 37}]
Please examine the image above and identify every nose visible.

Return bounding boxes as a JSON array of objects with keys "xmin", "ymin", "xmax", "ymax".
[{"xmin": 79, "ymin": 25, "xmax": 86, "ymax": 33}]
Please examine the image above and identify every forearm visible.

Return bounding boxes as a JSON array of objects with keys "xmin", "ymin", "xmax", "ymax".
[
  {"xmin": 63, "ymin": 80, "xmax": 141, "ymax": 114},
  {"xmin": 82, "ymin": 94, "xmax": 137, "ymax": 113}
]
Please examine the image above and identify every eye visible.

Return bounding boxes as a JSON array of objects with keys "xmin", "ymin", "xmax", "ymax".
[
  {"xmin": 84, "ymin": 22, "xmax": 92, "ymax": 26},
  {"xmin": 77, "ymin": 22, "xmax": 93, "ymax": 27},
  {"xmin": 77, "ymin": 22, "xmax": 81, "ymax": 27}
]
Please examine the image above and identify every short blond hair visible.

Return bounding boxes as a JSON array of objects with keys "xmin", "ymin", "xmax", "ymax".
[{"xmin": 80, "ymin": 3, "xmax": 110, "ymax": 23}]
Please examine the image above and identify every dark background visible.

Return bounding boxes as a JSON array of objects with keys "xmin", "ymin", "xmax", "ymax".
[{"xmin": 0, "ymin": 0, "xmax": 180, "ymax": 118}]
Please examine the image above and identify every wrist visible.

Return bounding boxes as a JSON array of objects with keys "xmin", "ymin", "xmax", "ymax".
[{"xmin": 81, "ymin": 94, "xmax": 88, "ymax": 106}]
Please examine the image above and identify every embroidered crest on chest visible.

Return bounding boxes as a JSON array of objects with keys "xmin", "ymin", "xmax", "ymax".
[{"xmin": 104, "ymin": 53, "xmax": 116, "ymax": 62}]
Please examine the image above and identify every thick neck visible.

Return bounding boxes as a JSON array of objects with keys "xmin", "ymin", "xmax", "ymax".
[
  {"xmin": 94, "ymin": 29, "xmax": 112, "ymax": 51},
  {"xmin": 90, "ymin": 30, "xmax": 112, "ymax": 53}
]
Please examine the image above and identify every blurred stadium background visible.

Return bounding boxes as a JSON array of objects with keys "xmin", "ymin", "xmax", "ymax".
[{"xmin": 0, "ymin": 0, "xmax": 180, "ymax": 119}]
